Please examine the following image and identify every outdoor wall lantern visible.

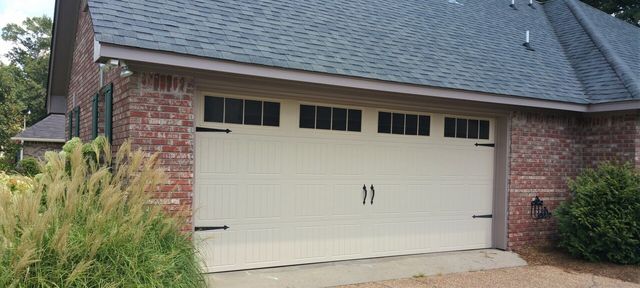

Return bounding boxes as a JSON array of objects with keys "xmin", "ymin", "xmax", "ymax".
[{"xmin": 530, "ymin": 196, "xmax": 551, "ymax": 219}]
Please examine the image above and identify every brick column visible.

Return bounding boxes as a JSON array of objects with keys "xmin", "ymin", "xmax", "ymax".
[{"xmin": 128, "ymin": 72, "xmax": 195, "ymax": 231}]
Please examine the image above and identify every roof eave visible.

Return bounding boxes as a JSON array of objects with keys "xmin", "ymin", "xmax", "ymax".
[
  {"xmin": 97, "ymin": 42, "xmax": 623, "ymax": 112},
  {"xmin": 46, "ymin": 0, "xmax": 82, "ymax": 114},
  {"xmin": 11, "ymin": 137, "xmax": 66, "ymax": 143}
]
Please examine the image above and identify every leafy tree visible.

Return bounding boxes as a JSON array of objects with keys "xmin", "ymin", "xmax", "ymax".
[
  {"xmin": 582, "ymin": 0, "xmax": 640, "ymax": 26},
  {"xmin": 1, "ymin": 16, "xmax": 52, "ymax": 122},
  {"xmin": 0, "ymin": 16, "xmax": 52, "ymax": 158}
]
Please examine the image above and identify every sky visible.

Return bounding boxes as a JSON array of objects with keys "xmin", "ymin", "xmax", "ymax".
[{"xmin": 0, "ymin": 0, "xmax": 54, "ymax": 64}]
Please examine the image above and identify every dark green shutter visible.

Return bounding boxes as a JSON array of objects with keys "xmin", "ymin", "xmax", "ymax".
[
  {"xmin": 68, "ymin": 111, "xmax": 73, "ymax": 140},
  {"xmin": 92, "ymin": 93, "xmax": 99, "ymax": 139},
  {"xmin": 104, "ymin": 84, "xmax": 113, "ymax": 144},
  {"xmin": 74, "ymin": 106, "xmax": 81, "ymax": 137}
]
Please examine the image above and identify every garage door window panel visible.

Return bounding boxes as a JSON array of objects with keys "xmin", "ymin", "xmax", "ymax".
[
  {"xmin": 392, "ymin": 113, "xmax": 405, "ymax": 135},
  {"xmin": 456, "ymin": 119, "xmax": 467, "ymax": 138},
  {"xmin": 263, "ymin": 102, "xmax": 280, "ymax": 127},
  {"xmin": 332, "ymin": 108, "xmax": 347, "ymax": 131},
  {"xmin": 224, "ymin": 98, "xmax": 243, "ymax": 124},
  {"xmin": 347, "ymin": 109, "xmax": 362, "ymax": 132},
  {"xmin": 418, "ymin": 115, "xmax": 430, "ymax": 136},
  {"xmin": 204, "ymin": 96, "xmax": 224, "ymax": 123},
  {"xmin": 378, "ymin": 112, "xmax": 391, "ymax": 133},
  {"xmin": 381, "ymin": 111, "xmax": 430, "ymax": 136},
  {"xmin": 299, "ymin": 105, "xmax": 362, "ymax": 132},
  {"xmin": 316, "ymin": 106, "xmax": 332, "ymax": 130},
  {"xmin": 405, "ymin": 114, "xmax": 418, "ymax": 135},
  {"xmin": 244, "ymin": 100, "xmax": 262, "ymax": 125},
  {"xmin": 203, "ymin": 96, "xmax": 281, "ymax": 127},
  {"xmin": 445, "ymin": 117, "xmax": 490, "ymax": 139},
  {"xmin": 300, "ymin": 105, "xmax": 316, "ymax": 128}
]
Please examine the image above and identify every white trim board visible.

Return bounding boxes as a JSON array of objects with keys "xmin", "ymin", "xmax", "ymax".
[{"xmin": 95, "ymin": 42, "xmax": 640, "ymax": 113}]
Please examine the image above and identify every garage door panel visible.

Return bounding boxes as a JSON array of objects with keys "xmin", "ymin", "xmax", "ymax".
[
  {"xmin": 196, "ymin": 137, "xmax": 241, "ymax": 174},
  {"xmin": 293, "ymin": 184, "xmax": 331, "ymax": 217},
  {"xmin": 332, "ymin": 184, "xmax": 369, "ymax": 216},
  {"xmin": 406, "ymin": 184, "xmax": 441, "ymax": 213},
  {"xmin": 244, "ymin": 228, "xmax": 282, "ymax": 265},
  {"xmin": 295, "ymin": 143, "xmax": 330, "ymax": 175},
  {"xmin": 195, "ymin": 99, "xmax": 496, "ymax": 272},
  {"xmin": 245, "ymin": 184, "xmax": 281, "ymax": 219},
  {"xmin": 246, "ymin": 140, "xmax": 283, "ymax": 175},
  {"xmin": 331, "ymin": 224, "xmax": 365, "ymax": 257},
  {"xmin": 195, "ymin": 184, "xmax": 239, "ymax": 222}
]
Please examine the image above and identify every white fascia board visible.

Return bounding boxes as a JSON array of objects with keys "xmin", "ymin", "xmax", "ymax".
[{"xmin": 96, "ymin": 43, "xmax": 637, "ymax": 113}]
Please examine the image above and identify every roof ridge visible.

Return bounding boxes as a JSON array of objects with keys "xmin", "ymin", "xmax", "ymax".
[{"xmin": 564, "ymin": 0, "xmax": 640, "ymax": 100}]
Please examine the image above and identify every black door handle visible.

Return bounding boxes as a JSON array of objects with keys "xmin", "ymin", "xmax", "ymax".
[
  {"xmin": 370, "ymin": 185, "xmax": 375, "ymax": 205},
  {"xmin": 362, "ymin": 185, "xmax": 367, "ymax": 205}
]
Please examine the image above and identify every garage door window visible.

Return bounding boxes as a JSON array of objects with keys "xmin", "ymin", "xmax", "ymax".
[
  {"xmin": 204, "ymin": 96, "xmax": 280, "ymax": 126},
  {"xmin": 300, "ymin": 105, "xmax": 361, "ymax": 132},
  {"xmin": 444, "ymin": 117, "xmax": 489, "ymax": 139},
  {"xmin": 378, "ymin": 112, "xmax": 430, "ymax": 136}
]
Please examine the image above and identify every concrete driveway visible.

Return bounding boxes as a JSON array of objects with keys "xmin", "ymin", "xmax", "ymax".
[
  {"xmin": 337, "ymin": 265, "xmax": 640, "ymax": 288},
  {"xmin": 207, "ymin": 249, "xmax": 526, "ymax": 288}
]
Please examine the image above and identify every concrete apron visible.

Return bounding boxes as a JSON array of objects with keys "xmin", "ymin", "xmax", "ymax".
[{"xmin": 206, "ymin": 249, "xmax": 528, "ymax": 288}]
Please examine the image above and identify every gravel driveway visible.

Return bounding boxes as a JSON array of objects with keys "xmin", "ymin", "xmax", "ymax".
[{"xmin": 336, "ymin": 265, "xmax": 640, "ymax": 288}]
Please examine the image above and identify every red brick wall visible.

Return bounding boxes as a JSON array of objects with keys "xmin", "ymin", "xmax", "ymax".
[
  {"xmin": 67, "ymin": 8, "xmax": 133, "ymax": 145},
  {"xmin": 579, "ymin": 112, "xmax": 639, "ymax": 168},
  {"xmin": 66, "ymin": 8, "xmax": 194, "ymax": 230},
  {"xmin": 508, "ymin": 111, "xmax": 581, "ymax": 249},
  {"xmin": 508, "ymin": 110, "xmax": 640, "ymax": 250},
  {"xmin": 128, "ymin": 73, "xmax": 195, "ymax": 230}
]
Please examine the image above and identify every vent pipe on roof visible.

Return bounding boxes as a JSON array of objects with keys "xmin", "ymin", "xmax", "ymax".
[
  {"xmin": 510, "ymin": 0, "xmax": 517, "ymax": 9},
  {"xmin": 528, "ymin": 0, "xmax": 535, "ymax": 9},
  {"xmin": 523, "ymin": 30, "xmax": 535, "ymax": 51}
]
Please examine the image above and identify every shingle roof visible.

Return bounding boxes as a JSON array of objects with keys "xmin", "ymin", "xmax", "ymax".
[
  {"xmin": 12, "ymin": 114, "xmax": 66, "ymax": 142},
  {"xmin": 87, "ymin": 0, "xmax": 640, "ymax": 104}
]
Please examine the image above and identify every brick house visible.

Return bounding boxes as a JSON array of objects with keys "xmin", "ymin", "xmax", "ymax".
[
  {"xmin": 47, "ymin": 0, "xmax": 639, "ymax": 273},
  {"xmin": 11, "ymin": 114, "xmax": 65, "ymax": 160}
]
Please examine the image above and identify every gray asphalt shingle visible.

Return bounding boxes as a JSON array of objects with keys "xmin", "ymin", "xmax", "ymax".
[
  {"xmin": 87, "ymin": 0, "xmax": 640, "ymax": 104},
  {"xmin": 13, "ymin": 114, "xmax": 66, "ymax": 141}
]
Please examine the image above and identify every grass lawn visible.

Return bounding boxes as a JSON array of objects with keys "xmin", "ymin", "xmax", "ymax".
[{"xmin": 517, "ymin": 246, "xmax": 640, "ymax": 284}]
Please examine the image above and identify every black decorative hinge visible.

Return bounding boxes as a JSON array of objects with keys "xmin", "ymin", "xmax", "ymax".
[
  {"xmin": 472, "ymin": 214, "xmax": 493, "ymax": 219},
  {"xmin": 475, "ymin": 143, "xmax": 495, "ymax": 147},
  {"xmin": 195, "ymin": 225, "xmax": 230, "ymax": 231},
  {"xmin": 196, "ymin": 127, "xmax": 232, "ymax": 133}
]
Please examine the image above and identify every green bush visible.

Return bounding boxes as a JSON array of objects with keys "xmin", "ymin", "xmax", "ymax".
[
  {"xmin": 0, "ymin": 137, "xmax": 205, "ymax": 287},
  {"xmin": 556, "ymin": 163, "xmax": 640, "ymax": 264},
  {"xmin": 15, "ymin": 157, "xmax": 40, "ymax": 176}
]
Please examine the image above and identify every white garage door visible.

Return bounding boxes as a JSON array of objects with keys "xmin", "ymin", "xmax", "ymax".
[{"xmin": 194, "ymin": 96, "xmax": 495, "ymax": 273}]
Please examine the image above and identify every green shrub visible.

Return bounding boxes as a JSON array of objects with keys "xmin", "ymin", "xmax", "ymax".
[
  {"xmin": 556, "ymin": 162, "xmax": 640, "ymax": 264},
  {"xmin": 15, "ymin": 157, "xmax": 40, "ymax": 176},
  {"xmin": 0, "ymin": 137, "xmax": 206, "ymax": 287}
]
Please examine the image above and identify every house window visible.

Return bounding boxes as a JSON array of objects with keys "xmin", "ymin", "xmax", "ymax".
[
  {"xmin": 204, "ymin": 96, "xmax": 280, "ymax": 127},
  {"xmin": 378, "ymin": 111, "xmax": 430, "ymax": 136},
  {"xmin": 299, "ymin": 105, "xmax": 362, "ymax": 132},
  {"xmin": 444, "ymin": 117, "xmax": 490, "ymax": 139}
]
